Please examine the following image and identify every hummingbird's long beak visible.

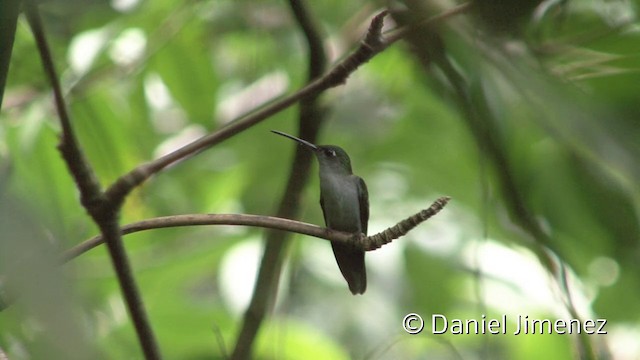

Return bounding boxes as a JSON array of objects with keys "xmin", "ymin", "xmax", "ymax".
[{"xmin": 271, "ymin": 130, "xmax": 318, "ymax": 151}]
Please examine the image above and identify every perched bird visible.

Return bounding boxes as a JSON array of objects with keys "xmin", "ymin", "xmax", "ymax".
[{"xmin": 272, "ymin": 130, "xmax": 369, "ymax": 295}]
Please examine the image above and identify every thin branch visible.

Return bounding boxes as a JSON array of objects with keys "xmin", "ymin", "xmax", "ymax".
[
  {"xmin": 211, "ymin": 323, "xmax": 229, "ymax": 360},
  {"xmin": 559, "ymin": 263, "xmax": 598, "ymax": 360},
  {"xmin": 230, "ymin": 1, "xmax": 329, "ymax": 359},
  {"xmin": 61, "ymin": 214, "xmax": 340, "ymax": 263},
  {"xmin": 56, "ymin": 197, "xmax": 449, "ymax": 265},
  {"xmin": 94, "ymin": 219, "xmax": 162, "ymax": 360},
  {"xmin": 290, "ymin": 0, "xmax": 327, "ymax": 81},
  {"xmin": 24, "ymin": 3, "xmax": 161, "ymax": 359}
]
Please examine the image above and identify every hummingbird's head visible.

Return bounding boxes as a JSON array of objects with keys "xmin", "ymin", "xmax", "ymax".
[
  {"xmin": 315, "ymin": 145, "xmax": 353, "ymax": 174},
  {"xmin": 271, "ymin": 130, "xmax": 353, "ymax": 174}
]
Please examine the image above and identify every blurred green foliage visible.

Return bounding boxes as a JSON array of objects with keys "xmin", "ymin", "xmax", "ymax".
[{"xmin": 1, "ymin": 0, "xmax": 639, "ymax": 359}]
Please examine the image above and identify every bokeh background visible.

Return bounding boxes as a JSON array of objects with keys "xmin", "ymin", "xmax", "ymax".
[{"xmin": 1, "ymin": 0, "xmax": 639, "ymax": 359}]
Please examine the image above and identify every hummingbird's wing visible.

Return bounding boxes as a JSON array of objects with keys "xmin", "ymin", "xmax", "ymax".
[
  {"xmin": 319, "ymin": 192, "xmax": 328, "ymax": 227},
  {"xmin": 356, "ymin": 176, "xmax": 369, "ymax": 235}
]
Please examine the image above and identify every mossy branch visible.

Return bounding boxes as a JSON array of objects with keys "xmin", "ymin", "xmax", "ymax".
[{"xmin": 361, "ymin": 196, "xmax": 450, "ymax": 250}]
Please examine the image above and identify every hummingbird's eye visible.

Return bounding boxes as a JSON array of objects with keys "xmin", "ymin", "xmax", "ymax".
[{"xmin": 325, "ymin": 149, "xmax": 336, "ymax": 157}]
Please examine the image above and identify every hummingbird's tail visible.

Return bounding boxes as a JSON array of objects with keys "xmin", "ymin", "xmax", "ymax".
[{"xmin": 331, "ymin": 242, "xmax": 367, "ymax": 295}]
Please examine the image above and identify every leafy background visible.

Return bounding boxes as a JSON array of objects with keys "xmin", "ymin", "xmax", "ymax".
[{"xmin": 1, "ymin": 0, "xmax": 639, "ymax": 359}]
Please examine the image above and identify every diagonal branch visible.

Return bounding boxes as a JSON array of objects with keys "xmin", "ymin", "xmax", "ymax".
[
  {"xmin": 24, "ymin": 3, "xmax": 161, "ymax": 359},
  {"xmin": 102, "ymin": 10, "xmax": 392, "ymax": 207},
  {"xmin": 24, "ymin": 2, "xmax": 102, "ymax": 207}
]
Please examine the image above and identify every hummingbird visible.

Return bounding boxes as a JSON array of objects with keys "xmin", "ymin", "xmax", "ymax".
[{"xmin": 272, "ymin": 130, "xmax": 369, "ymax": 295}]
